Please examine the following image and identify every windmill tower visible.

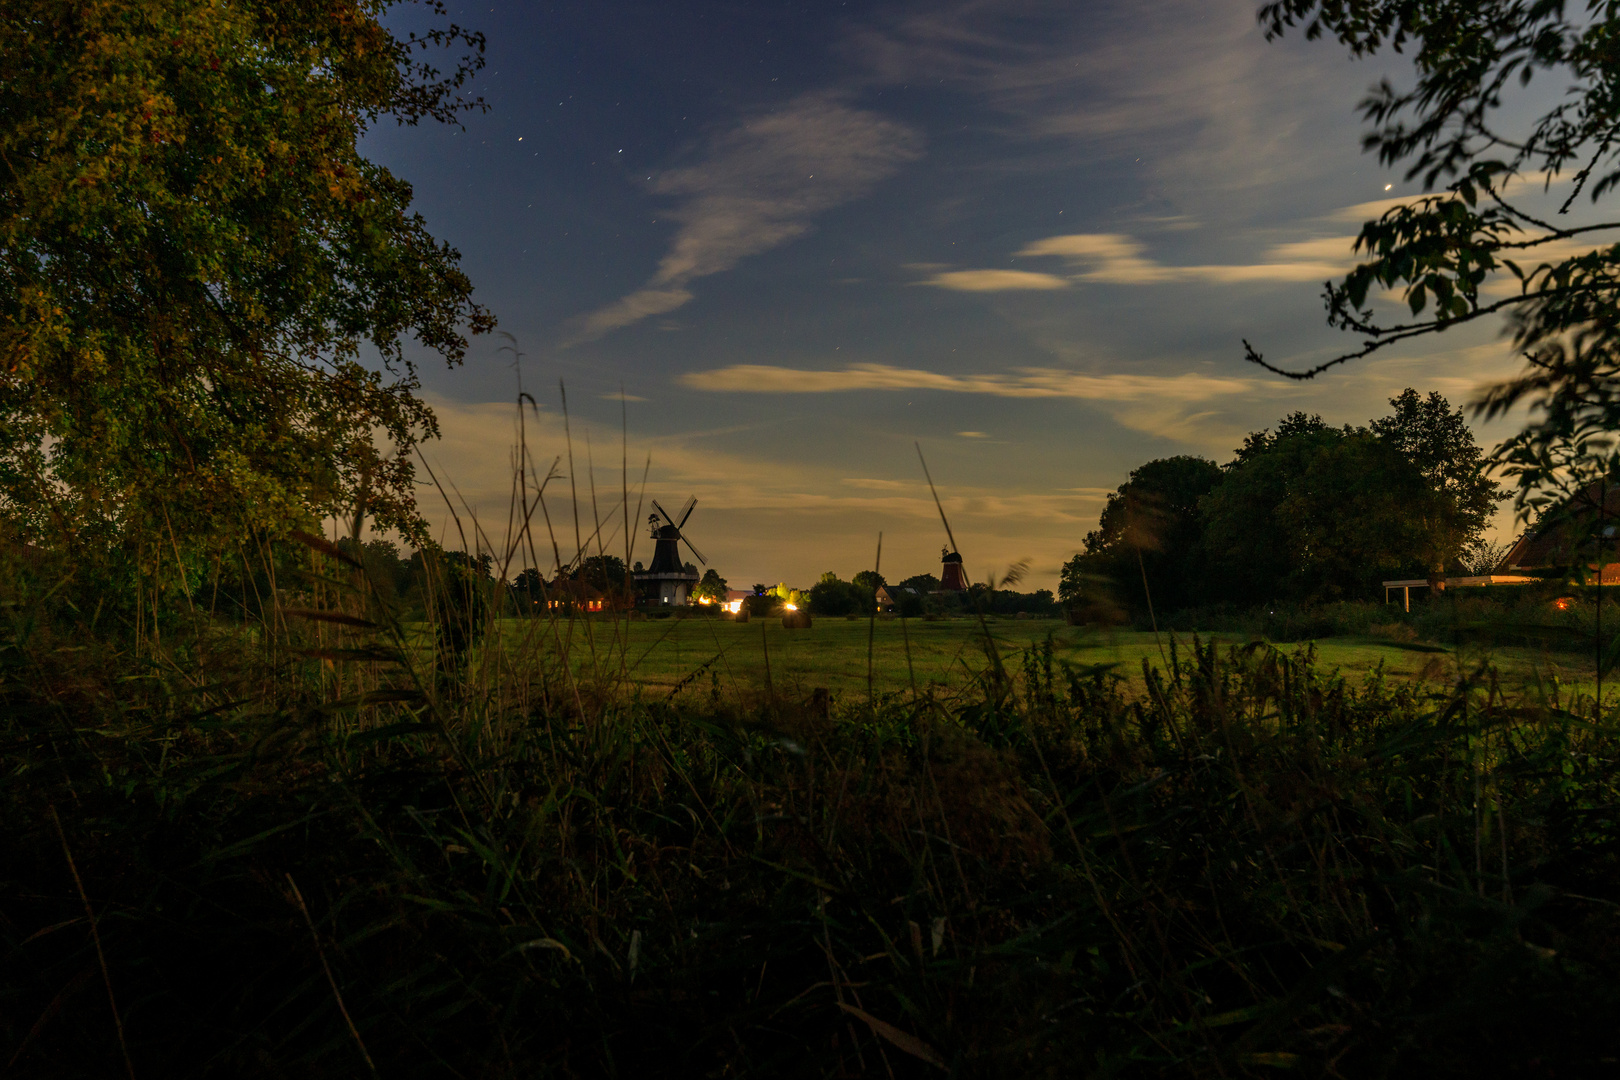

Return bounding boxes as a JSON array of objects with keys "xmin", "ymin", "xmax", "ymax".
[
  {"xmin": 938, "ymin": 546, "xmax": 968, "ymax": 591},
  {"xmin": 634, "ymin": 497, "xmax": 705, "ymax": 605}
]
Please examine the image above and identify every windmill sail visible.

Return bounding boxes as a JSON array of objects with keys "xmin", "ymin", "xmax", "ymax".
[
  {"xmin": 649, "ymin": 498, "xmax": 705, "ymax": 565},
  {"xmin": 679, "ymin": 533, "xmax": 707, "ymax": 566}
]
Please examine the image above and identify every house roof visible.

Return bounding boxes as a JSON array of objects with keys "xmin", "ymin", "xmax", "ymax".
[
  {"xmin": 545, "ymin": 579, "xmax": 604, "ymax": 601},
  {"xmin": 1498, "ymin": 479, "xmax": 1620, "ymax": 570}
]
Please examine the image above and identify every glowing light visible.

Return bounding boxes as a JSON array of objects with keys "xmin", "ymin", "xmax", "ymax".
[
  {"xmin": 724, "ymin": 600, "xmax": 742, "ymax": 613},
  {"xmin": 1384, "ymin": 183, "xmax": 1393, "ymax": 191},
  {"xmin": 784, "ymin": 603, "xmax": 798, "ymax": 611}
]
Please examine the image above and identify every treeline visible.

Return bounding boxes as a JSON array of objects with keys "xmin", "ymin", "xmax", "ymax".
[
  {"xmin": 771, "ymin": 571, "xmax": 1059, "ymax": 618},
  {"xmin": 1062, "ymin": 390, "xmax": 1501, "ymax": 620},
  {"xmin": 337, "ymin": 546, "xmax": 731, "ymax": 614}
]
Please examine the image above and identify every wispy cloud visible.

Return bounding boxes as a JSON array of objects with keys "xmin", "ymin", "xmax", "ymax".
[
  {"xmin": 923, "ymin": 268, "xmax": 1069, "ymax": 291},
  {"xmin": 679, "ymin": 360, "xmax": 1316, "ymax": 452},
  {"xmin": 1328, "ymin": 174, "xmax": 1563, "ymax": 225},
  {"xmin": 1008, "ymin": 232, "xmax": 1354, "ymax": 285},
  {"xmin": 567, "ymin": 94, "xmax": 922, "ymax": 343},
  {"xmin": 681, "ymin": 361, "xmax": 1269, "ymax": 401},
  {"xmin": 844, "ymin": 0, "xmax": 1333, "ymax": 194}
]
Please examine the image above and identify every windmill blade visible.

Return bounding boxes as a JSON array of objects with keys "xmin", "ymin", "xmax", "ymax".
[
  {"xmin": 650, "ymin": 498, "xmax": 675, "ymax": 527},
  {"xmin": 678, "ymin": 533, "xmax": 708, "ymax": 566},
  {"xmin": 675, "ymin": 496, "xmax": 697, "ymax": 528}
]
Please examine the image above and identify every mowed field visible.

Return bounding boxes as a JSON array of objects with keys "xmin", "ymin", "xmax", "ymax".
[{"xmin": 508, "ymin": 614, "xmax": 1606, "ymax": 704}]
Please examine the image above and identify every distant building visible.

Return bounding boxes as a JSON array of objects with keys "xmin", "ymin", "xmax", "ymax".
[
  {"xmin": 938, "ymin": 548, "xmax": 968, "ymax": 591},
  {"xmin": 1498, "ymin": 479, "xmax": 1620, "ymax": 581},
  {"xmin": 634, "ymin": 514, "xmax": 701, "ymax": 604},
  {"xmin": 544, "ymin": 578, "xmax": 606, "ymax": 612},
  {"xmin": 1371, "ymin": 481, "xmax": 1620, "ymax": 610}
]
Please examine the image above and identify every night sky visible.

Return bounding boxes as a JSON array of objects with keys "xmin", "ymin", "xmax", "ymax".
[{"xmin": 366, "ymin": 0, "xmax": 1538, "ymax": 590}]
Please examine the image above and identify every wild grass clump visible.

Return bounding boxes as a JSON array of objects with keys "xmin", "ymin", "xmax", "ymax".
[{"xmin": 5, "ymin": 533, "xmax": 1620, "ymax": 1077}]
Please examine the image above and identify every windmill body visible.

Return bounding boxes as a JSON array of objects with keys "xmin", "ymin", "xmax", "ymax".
[{"xmin": 634, "ymin": 497, "xmax": 704, "ymax": 605}]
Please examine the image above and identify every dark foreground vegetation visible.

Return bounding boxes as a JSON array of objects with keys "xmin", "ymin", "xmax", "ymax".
[{"xmin": 5, "ymin": 540, "xmax": 1619, "ymax": 1078}]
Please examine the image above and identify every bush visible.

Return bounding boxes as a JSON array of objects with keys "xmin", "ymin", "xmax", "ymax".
[
  {"xmin": 743, "ymin": 591, "xmax": 780, "ymax": 617},
  {"xmin": 807, "ymin": 574, "xmax": 873, "ymax": 617},
  {"xmin": 1159, "ymin": 585, "xmax": 1614, "ymax": 653}
]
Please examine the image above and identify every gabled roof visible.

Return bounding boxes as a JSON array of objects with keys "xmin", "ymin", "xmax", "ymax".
[
  {"xmin": 1498, "ymin": 479, "xmax": 1620, "ymax": 570},
  {"xmin": 545, "ymin": 578, "xmax": 604, "ymax": 601}
]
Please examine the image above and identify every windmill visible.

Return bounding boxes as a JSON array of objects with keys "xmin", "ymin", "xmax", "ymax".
[{"xmin": 634, "ymin": 497, "xmax": 705, "ymax": 605}]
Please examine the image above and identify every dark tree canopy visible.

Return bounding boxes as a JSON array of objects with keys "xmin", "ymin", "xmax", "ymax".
[
  {"xmin": 694, "ymin": 567, "xmax": 728, "ymax": 604},
  {"xmin": 807, "ymin": 571, "xmax": 874, "ymax": 617},
  {"xmin": 1068, "ymin": 455, "xmax": 1222, "ymax": 614},
  {"xmin": 1371, "ymin": 388, "xmax": 1503, "ymax": 543},
  {"xmin": 1065, "ymin": 391, "xmax": 1498, "ymax": 611},
  {"xmin": 896, "ymin": 573, "xmax": 939, "ymax": 594},
  {"xmin": 570, "ymin": 554, "xmax": 630, "ymax": 594},
  {"xmin": 0, "ymin": 0, "xmax": 492, "ymax": 559},
  {"xmin": 1202, "ymin": 422, "xmax": 1444, "ymax": 602},
  {"xmin": 1253, "ymin": 0, "xmax": 1620, "ymax": 518}
]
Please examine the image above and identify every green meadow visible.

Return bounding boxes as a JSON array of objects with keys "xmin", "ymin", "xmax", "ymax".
[{"xmin": 531, "ymin": 613, "xmax": 1609, "ymax": 702}]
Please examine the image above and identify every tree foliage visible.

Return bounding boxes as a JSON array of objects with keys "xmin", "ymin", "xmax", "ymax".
[
  {"xmin": 744, "ymin": 583, "xmax": 780, "ymax": 617},
  {"xmin": 896, "ymin": 572, "xmax": 939, "ymax": 594},
  {"xmin": 1072, "ymin": 455, "xmax": 1222, "ymax": 614},
  {"xmin": 851, "ymin": 569, "xmax": 885, "ymax": 592},
  {"xmin": 1202, "ymin": 414, "xmax": 1447, "ymax": 602},
  {"xmin": 0, "ymin": 0, "xmax": 492, "ymax": 557},
  {"xmin": 571, "ymin": 554, "xmax": 629, "ymax": 594},
  {"xmin": 694, "ymin": 567, "xmax": 728, "ymax": 604},
  {"xmin": 807, "ymin": 571, "xmax": 873, "ymax": 617},
  {"xmin": 1066, "ymin": 391, "xmax": 1499, "ymax": 611},
  {"xmin": 1253, "ymin": 0, "xmax": 1620, "ymax": 517}
]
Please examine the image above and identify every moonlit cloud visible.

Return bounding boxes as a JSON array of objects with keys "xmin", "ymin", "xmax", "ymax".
[
  {"xmin": 923, "ymin": 269, "xmax": 1069, "ymax": 291},
  {"xmin": 844, "ymin": 0, "xmax": 1336, "ymax": 195},
  {"xmin": 681, "ymin": 362, "xmax": 1270, "ymax": 401},
  {"xmin": 570, "ymin": 289, "xmax": 693, "ymax": 343},
  {"xmin": 1327, "ymin": 173, "xmax": 1561, "ymax": 225},
  {"xmin": 1011, "ymin": 232, "xmax": 1353, "ymax": 284},
  {"xmin": 842, "ymin": 477, "xmax": 908, "ymax": 490},
  {"xmin": 679, "ymin": 362, "xmax": 1324, "ymax": 454},
  {"xmin": 566, "ymin": 94, "xmax": 923, "ymax": 343}
]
